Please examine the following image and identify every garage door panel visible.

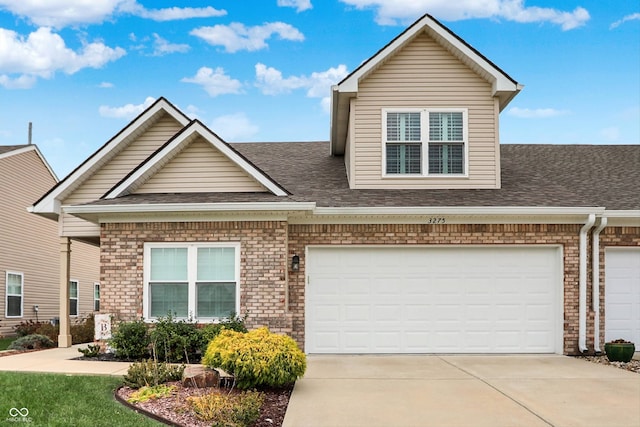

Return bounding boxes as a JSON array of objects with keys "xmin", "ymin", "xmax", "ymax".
[
  {"xmin": 605, "ymin": 249, "xmax": 640, "ymax": 344},
  {"xmin": 307, "ymin": 246, "xmax": 561, "ymax": 354}
]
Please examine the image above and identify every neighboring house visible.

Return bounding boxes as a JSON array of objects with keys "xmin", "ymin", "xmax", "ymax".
[
  {"xmin": 31, "ymin": 14, "xmax": 639, "ymax": 354},
  {"xmin": 0, "ymin": 144, "xmax": 100, "ymax": 338}
]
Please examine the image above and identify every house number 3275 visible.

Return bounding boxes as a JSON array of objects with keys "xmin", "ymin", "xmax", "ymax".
[{"xmin": 427, "ymin": 217, "xmax": 446, "ymax": 224}]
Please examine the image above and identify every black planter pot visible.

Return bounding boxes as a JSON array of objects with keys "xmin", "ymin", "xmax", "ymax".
[{"xmin": 604, "ymin": 342, "xmax": 635, "ymax": 363}]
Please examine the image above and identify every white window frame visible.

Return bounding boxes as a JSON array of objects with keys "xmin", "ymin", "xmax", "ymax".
[
  {"xmin": 143, "ymin": 242, "xmax": 241, "ymax": 322},
  {"xmin": 94, "ymin": 282, "xmax": 100, "ymax": 312},
  {"xmin": 69, "ymin": 280, "xmax": 79, "ymax": 317},
  {"xmin": 5, "ymin": 271, "xmax": 23, "ymax": 318},
  {"xmin": 382, "ymin": 108, "xmax": 469, "ymax": 178}
]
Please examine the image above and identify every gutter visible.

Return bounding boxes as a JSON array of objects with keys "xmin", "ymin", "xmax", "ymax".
[
  {"xmin": 591, "ymin": 217, "xmax": 608, "ymax": 354},
  {"xmin": 578, "ymin": 214, "xmax": 596, "ymax": 353}
]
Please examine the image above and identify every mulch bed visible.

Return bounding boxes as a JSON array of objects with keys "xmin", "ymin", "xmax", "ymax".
[{"xmin": 116, "ymin": 381, "xmax": 292, "ymax": 427}]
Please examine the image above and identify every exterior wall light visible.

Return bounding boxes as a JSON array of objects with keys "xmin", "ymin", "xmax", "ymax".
[{"xmin": 291, "ymin": 254, "xmax": 300, "ymax": 271}]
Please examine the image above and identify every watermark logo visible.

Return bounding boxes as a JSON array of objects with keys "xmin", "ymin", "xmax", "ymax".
[{"xmin": 7, "ymin": 407, "xmax": 32, "ymax": 423}]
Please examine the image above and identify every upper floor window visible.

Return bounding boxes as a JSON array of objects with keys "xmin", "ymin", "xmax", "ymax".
[
  {"xmin": 143, "ymin": 243, "xmax": 240, "ymax": 321},
  {"xmin": 383, "ymin": 108, "xmax": 467, "ymax": 176},
  {"xmin": 6, "ymin": 272, "xmax": 23, "ymax": 318}
]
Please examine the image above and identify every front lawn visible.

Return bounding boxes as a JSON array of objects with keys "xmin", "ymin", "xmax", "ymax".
[
  {"xmin": 0, "ymin": 372, "xmax": 163, "ymax": 426},
  {"xmin": 0, "ymin": 337, "xmax": 14, "ymax": 350}
]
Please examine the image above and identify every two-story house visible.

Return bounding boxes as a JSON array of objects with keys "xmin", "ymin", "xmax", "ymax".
[
  {"xmin": 31, "ymin": 14, "xmax": 639, "ymax": 354},
  {"xmin": 1, "ymin": 144, "xmax": 100, "ymax": 338}
]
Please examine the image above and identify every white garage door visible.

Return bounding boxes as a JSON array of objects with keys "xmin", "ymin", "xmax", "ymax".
[
  {"xmin": 306, "ymin": 246, "xmax": 562, "ymax": 354},
  {"xmin": 605, "ymin": 248, "xmax": 640, "ymax": 344}
]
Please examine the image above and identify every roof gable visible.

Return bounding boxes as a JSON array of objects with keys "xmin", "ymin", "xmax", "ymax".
[
  {"xmin": 30, "ymin": 97, "xmax": 190, "ymax": 219},
  {"xmin": 330, "ymin": 13, "xmax": 522, "ymax": 155},
  {"xmin": 104, "ymin": 120, "xmax": 289, "ymax": 199},
  {"xmin": 0, "ymin": 144, "xmax": 58, "ymax": 182}
]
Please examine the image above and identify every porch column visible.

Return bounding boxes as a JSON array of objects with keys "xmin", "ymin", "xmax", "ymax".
[{"xmin": 58, "ymin": 237, "xmax": 72, "ymax": 347}]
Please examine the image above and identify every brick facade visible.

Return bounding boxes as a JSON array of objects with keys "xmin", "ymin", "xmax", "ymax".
[
  {"xmin": 99, "ymin": 221, "xmax": 638, "ymax": 356},
  {"xmin": 100, "ymin": 221, "xmax": 292, "ymax": 334}
]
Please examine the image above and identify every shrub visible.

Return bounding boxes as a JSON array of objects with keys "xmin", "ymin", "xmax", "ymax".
[
  {"xmin": 127, "ymin": 384, "xmax": 175, "ymax": 404},
  {"xmin": 199, "ymin": 313, "xmax": 248, "ymax": 353},
  {"xmin": 202, "ymin": 327, "xmax": 306, "ymax": 390},
  {"xmin": 110, "ymin": 320, "xmax": 150, "ymax": 360},
  {"xmin": 187, "ymin": 390, "xmax": 263, "ymax": 426},
  {"xmin": 9, "ymin": 334, "xmax": 55, "ymax": 350},
  {"xmin": 33, "ymin": 323, "xmax": 58, "ymax": 344},
  {"xmin": 150, "ymin": 314, "xmax": 202, "ymax": 363},
  {"xmin": 13, "ymin": 319, "xmax": 43, "ymax": 337},
  {"xmin": 123, "ymin": 359, "xmax": 185, "ymax": 389},
  {"xmin": 71, "ymin": 315, "xmax": 95, "ymax": 344},
  {"xmin": 78, "ymin": 344, "xmax": 102, "ymax": 357}
]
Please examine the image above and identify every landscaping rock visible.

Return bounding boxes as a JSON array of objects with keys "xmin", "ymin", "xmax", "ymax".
[{"xmin": 182, "ymin": 365, "xmax": 219, "ymax": 388}]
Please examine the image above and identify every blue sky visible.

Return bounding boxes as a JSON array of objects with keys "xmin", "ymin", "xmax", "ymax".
[{"xmin": 0, "ymin": 0, "xmax": 638, "ymax": 179}]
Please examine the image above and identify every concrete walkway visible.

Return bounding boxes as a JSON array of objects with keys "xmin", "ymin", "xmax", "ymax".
[
  {"xmin": 0, "ymin": 345, "xmax": 130, "ymax": 376},
  {"xmin": 283, "ymin": 355, "xmax": 640, "ymax": 427}
]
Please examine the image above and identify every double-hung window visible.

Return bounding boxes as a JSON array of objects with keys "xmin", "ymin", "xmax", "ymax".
[
  {"xmin": 144, "ymin": 243, "xmax": 239, "ymax": 321},
  {"xmin": 385, "ymin": 111, "xmax": 422, "ymax": 174},
  {"xmin": 6, "ymin": 272, "xmax": 23, "ymax": 317},
  {"xmin": 383, "ymin": 108, "xmax": 467, "ymax": 176},
  {"xmin": 69, "ymin": 280, "xmax": 79, "ymax": 317}
]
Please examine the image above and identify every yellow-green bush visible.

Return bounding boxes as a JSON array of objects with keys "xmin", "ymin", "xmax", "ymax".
[
  {"xmin": 187, "ymin": 390, "xmax": 263, "ymax": 426},
  {"xmin": 202, "ymin": 327, "xmax": 306, "ymax": 390}
]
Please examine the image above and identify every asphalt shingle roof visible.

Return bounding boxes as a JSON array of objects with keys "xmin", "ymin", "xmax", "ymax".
[{"xmin": 88, "ymin": 142, "xmax": 639, "ymax": 211}]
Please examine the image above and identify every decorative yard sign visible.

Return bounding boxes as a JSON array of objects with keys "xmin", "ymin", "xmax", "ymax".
[{"xmin": 94, "ymin": 314, "xmax": 112, "ymax": 340}]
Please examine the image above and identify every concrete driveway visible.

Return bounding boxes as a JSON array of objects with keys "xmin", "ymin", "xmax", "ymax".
[{"xmin": 282, "ymin": 355, "xmax": 639, "ymax": 427}]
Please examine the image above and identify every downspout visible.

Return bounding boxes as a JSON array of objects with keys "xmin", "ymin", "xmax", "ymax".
[
  {"xmin": 579, "ymin": 214, "xmax": 596, "ymax": 353},
  {"xmin": 592, "ymin": 217, "xmax": 607, "ymax": 354}
]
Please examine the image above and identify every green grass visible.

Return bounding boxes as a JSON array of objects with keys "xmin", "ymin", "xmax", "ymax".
[
  {"xmin": 0, "ymin": 337, "xmax": 15, "ymax": 350},
  {"xmin": 0, "ymin": 372, "xmax": 163, "ymax": 426}
]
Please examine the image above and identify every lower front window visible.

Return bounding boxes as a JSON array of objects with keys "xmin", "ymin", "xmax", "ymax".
[{"xmin": 144, "ymin": 243, "xmax": 240, "ymax": 321}]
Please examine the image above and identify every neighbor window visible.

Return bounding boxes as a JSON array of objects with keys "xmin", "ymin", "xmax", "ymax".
[
  {"xmin": 6, "ymin": 272, "xmax": 23, "ymax": 317},
  {"xmin": 69, "ymin": 280, "xmax": 78, "ymax": 316},
  {"xmin": 383, "ymin": 108, "xmax": 467, "ymax": 176},
  {"xmin": 144, "ymin": 243, "xmax": 239, "ymax": 321},
  {"xmin": 94, "ymin": 283, "xmax": 100, "ymax": 311}
]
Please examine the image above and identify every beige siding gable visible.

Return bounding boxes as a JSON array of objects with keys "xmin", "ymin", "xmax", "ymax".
[
  {"xmin": 61, "ymin": 113, "xmax": 183, "ymax": 236},
  {"xmin": 134, "ymin": 137, "xmax": 268, "ymax": 194},
  {"xmin": 349, "ymin": 31, "xmax": 500, "ymax": 190}
]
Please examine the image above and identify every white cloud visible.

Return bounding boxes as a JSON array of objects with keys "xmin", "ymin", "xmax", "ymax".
[
  {"xmin": 0, "ymin": 27, "xmax": 125, "ymax": 89},
  {"xmin": 610, "ymin": 13, "xmax": 640, "ymax": 29},
  {"xmin": 278, "ymin": 0, "xmax": 313, "ymax": 12},
  {"xmin": 190, "ymin": 22, "xmax": 304, "ymax": 53},
  {"xmin": 600, "ymin": 127, "xmax": 620, "ymax": 142},
  {"xmin": 507, "ymin": 107, "xmax": 570, "ymax": 118},
  {"xmin": 0, "ymin": 0, "xmax": 226, "ymax": 28},
  {"xmin": 340, "ymin": 0, "xmax": 590, "ymax": 30},
  {"xmin": 98, "ymin": 81, "xmax": 114, "ymax": 88},
  {"xmin": 0, "ymin": 74, "xmax": 36, "ymax": 89},
  {"xmin": 255, "ymin": 63, "xmax": 348, "ymax": 112},
  {"xmin": 99, "ymin": 96, "xmax": 155, "ymax": 119},
  {"xmin": 181, "ymin": 67, "xmax": 243, "ymax": 97},
  {"xmin": 122, "ymin": 3, "xmax": 227, "ymax": 21},
  {"xmin": 210, "ymin": 113, "xmax": 259, "ymax": 141},
  {"xmin": 152, "ymin": 33, "xmax": 189, "ymax": 56},
  {"xmin": 184, "ymin": 104, "xmax": 202, "ymax": 120}
]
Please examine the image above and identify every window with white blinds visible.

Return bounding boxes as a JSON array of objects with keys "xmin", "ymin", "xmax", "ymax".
[
  {"xmin": 383, "ymin": 108, "xmax": 467, "ymax": 176},
  {"xmin": 6, "ymin": 272, "xmax": 23, "ymax": 317},
  {"xmin": 144, "ymin": 243, "xmax": 239, "ymax": 321}
]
